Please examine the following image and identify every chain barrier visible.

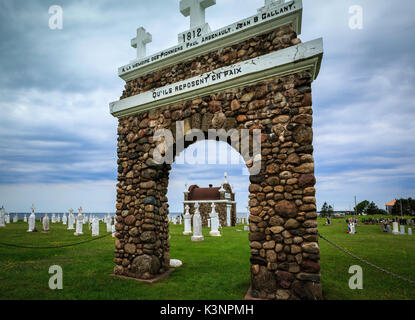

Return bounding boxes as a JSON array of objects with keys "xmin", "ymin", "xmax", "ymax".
[
  {"xmin": 318, "ymin": 233, "xmax": 415, "ymax": 286},
  {"xmin": 0, "ymin": 232, "xmax": 113, "ymax": 249}
]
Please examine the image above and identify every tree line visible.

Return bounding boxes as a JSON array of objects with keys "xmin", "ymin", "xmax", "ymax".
[{"xmin": 319, "ymin": 198, "xmax": 415, "ymax": 216}]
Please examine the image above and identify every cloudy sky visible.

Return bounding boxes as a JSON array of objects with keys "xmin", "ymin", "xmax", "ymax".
[{"xmin": 0, "ymin": 0, "xmax": 414, "ymax": 213}]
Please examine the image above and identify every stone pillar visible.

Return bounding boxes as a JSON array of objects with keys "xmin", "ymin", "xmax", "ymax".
[
  {"xmin": 209, "ymin": 203, "xmax": 221, "ymax": 237},
  {"xmin": 191, "ymin": 203, "xmax": 204, "ymax": 242},
  {"xmin": 183, "ymin": 205, "xmax": 193, "ymax": 235}
]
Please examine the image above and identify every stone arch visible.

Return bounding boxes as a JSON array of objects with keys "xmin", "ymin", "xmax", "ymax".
[
  {"xmin": 111, "ymin": 3, "xmax": 324, "ymax": 299},
  {"xmin": 113, "ymin": 72, "xmax": 322, "ymax": 300}
]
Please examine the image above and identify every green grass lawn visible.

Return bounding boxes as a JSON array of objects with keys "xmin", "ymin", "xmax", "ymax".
[{"xmin": 0, "ymin": 218, "xmax": 414, "ymax": 300}]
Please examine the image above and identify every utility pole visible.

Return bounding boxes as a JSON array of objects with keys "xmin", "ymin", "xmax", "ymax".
[
  {"xmin": 400, "ymin": 199, "xmax": 403, "ymax": 218},
  {"xmin": 354, "ymin": 196, "xmax": 357, "ymax": 216}
]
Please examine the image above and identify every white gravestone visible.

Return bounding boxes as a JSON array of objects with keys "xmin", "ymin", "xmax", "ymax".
[
  {"xmin": 400, "ymin": 225, "xmax": 406, "ymax": 235},
  {"xmin": 51, "ymin": 213, "xmax": 56, "ymax": 224},
  {"xmin": 246, "ymin": 206, "xmax": 250, "ymax": 226},
  {"xmin": 183, "ymin": 205, "xmax": 193, "ymax": 235},
  {"xmin": 131, "ymin": 27, "xmax": 152, "ymax": 60},
  {"xmin": 191, "ymin": 203, "xmax": 204, "ymax": 241},
  {"xmin": 13, "ymin": 214, "xmax": 18, "ymax": 223},
  {"xmin": 67, "ymin": 209, "xmax": 75, "ymax": 230},
  {"xmin": 57, "ymin": 214, "xmax": 61, "ymax": 223},
  {"xmin": 62, "ymin": 213, "xmax": 67, "ymax": 225},
  {"xmin": 92, "ymin": 216, "xmax": 99, "ymax": 237},
  {"xmin": 106, "ymin": 217, "xmax": 112, "ymax": 233},
  {"xmin": 27, "ymin": 207, "xmax": 36, "ymax": 232},
  {"xmin": 209, "ymin": 203, "xmax": 221, "ymax": 237},
  {"xmin": 5, "ymin": 212, "xmax": 10, "ymax": 224},
  {"xmin": 349, "ymin": 222, "xmax": 356, "ymax": 234},
  {"xmin": 23, "ymin": 214, "xmax": 27, "ymax": 223},
  {"xmin": 111, "ymin": 220, "xmax": 116, "ymax": 238},
  {"xmin": 74, "ymin": 207, "xmax": 84, "ymax": 236},
  {"xmin": 0, "ymin": 207, "xmax": 5, "ymax": 227},
  {"xmin": 42, "ymin": 214, "xmax": 50, "ymax": 233},
  {"xmin": 408, "ymin": 228, "xmax": 413, "ymax": 236},
  {"xmin": 392, "ymin": 222, "xmax": 399, "ymax": 235}
]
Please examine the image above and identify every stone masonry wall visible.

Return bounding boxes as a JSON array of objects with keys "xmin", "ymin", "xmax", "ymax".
[{"xmin": 113, "ymin": 24, "xmax": 322, "ymax": 300}]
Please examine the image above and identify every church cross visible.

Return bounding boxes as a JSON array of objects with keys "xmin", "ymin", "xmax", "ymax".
[
  {"xmin": 131, "ymin": 27, "xmax": 152, "ymax": 59},
  {"xmin": 180, "ymin": 0, "xmax": 216, "ymax": 28}
]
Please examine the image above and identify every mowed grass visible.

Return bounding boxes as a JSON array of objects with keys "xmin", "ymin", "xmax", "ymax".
[{"xmin": 0, "ymin": 218, "xmax": 414, "ymax": 300}]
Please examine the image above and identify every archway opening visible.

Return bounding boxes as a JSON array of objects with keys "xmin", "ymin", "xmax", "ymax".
[{"xmin": 166, "ymin": 139, "xmax": 251, "ymax": 299}]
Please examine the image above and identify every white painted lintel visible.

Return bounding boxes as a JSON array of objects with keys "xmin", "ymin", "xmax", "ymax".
[{"xmin": 110, "ymin": 38, "xmax": 323, "ymax": 119}]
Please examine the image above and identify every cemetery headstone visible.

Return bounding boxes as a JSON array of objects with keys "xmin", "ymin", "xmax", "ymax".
[
  {"xmin": 27, "ymin": 205, "xmax": 36, "ymax": 232},
  {"xmin": 183, "ymin": 205, "xmax": 192, "ymax": 235},
  {"xmin": 74, "ymin": 207, "xmax": 84, "ymax": 236},
  {"xmin": 392, "ymin": 222, "xmax": 399, "ymax": 235},
  {"xmin": 92, "ymin": 216, "xmax": 99, "ymax": 236},
  {"xmin": 106, "ymin": 216, "xmax": 112, "ymax": 233},
  {"xmin": 191, "ymin": 203, "xmax": 204, "ymax": 241},
  {"xmin": 0, "ymin": 207, "xmax": 5, "ymax": 227},
  {"xmin": 209, "ymin": 203, "xmax": 221, "ymax": 237},
  {"xmin": 67, "ymin": 209, "xmax": 75, "ymax": 230},
  {"xmin": 42, "ymin": 214, "xmax": 50, "ymax": 233}
]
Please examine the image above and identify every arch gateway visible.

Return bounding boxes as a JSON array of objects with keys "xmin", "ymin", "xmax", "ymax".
[{"xmin": 109, "ymin": 0, "xmax": 324, "ymax": 300}]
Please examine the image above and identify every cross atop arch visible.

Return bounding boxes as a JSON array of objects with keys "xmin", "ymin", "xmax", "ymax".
[
  {"xmin": 131, "ymin": 27, "xmax": 152, "ymax": 59},
  {"xmin": 180, "ymin": 0, "xmax": 216, "ymax": 28}
]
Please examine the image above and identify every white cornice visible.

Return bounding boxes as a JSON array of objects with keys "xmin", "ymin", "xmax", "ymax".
[
  {"xmin": 118, "ymin": 0, "xmax": 303, "ymax": 82},
  {"xmin": 110, "ymin": 38, "xmax": 323, "ymax": 119}
]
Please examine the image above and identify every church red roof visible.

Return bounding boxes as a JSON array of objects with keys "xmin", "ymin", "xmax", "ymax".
[{"xmin": 188, "ymin": 185, "xmax": 221, "ymax": 201}]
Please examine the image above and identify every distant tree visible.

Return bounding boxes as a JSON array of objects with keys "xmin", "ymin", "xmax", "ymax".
[
  {"xmin": 354, "ymin": 200, "xmax": 369, "ymax": 215},
  {"xmin": 320, "ymin": 202, "xmax": 329, "ymax": 217},
  {"xmin": 366, "ymin": 202, "xmax": 379, "ymax": 215},
  {"xmin": 392, "ymin": 198, "xmax": 415, "ymax": 216},
  {"xmin": 328, "ymin": 205, "xmax": 334, "ymax": 217}
]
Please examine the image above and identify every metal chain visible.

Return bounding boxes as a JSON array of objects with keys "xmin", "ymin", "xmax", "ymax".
[
  {"xmin": 318, "ymin": 233, "xmax": 415, "ymax": 286},
  {"xmin": 0, "ymin": 232, "xmax": 113, "ymax": 249}
]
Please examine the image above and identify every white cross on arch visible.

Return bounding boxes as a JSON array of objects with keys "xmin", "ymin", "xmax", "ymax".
[
  {"xmin": 131, "ymin": 27, "xmax": 152, "ymax": 59},
  {"xmin": 180, "ymin": 0, "xmax": 216, "ymax": 29}
]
